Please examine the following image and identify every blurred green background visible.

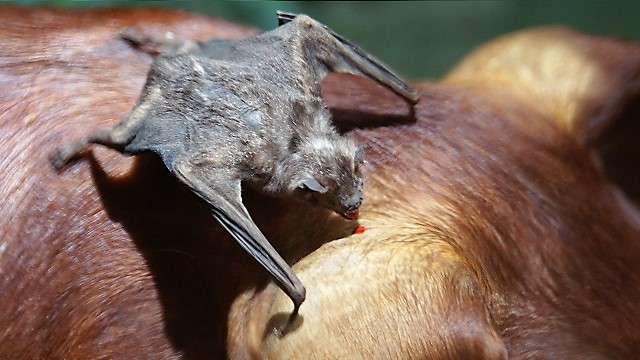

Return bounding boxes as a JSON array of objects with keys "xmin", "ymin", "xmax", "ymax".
[{"xmin": 6, "ymin": 1, "xmax": 640, "ymax": 80}]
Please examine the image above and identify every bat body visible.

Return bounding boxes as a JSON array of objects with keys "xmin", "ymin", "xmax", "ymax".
[{"xmin": 51, "ymin": 12, "xmax": 417, "ymax": 320}]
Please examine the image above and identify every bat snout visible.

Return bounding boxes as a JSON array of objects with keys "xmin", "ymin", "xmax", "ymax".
[
  {"xmin": 339, "ymin": 194, "xmax": 362, "ymax": 220},
  {"xmin": 341, "ymin": 208, "xmax": 359, "ymax": 220}
]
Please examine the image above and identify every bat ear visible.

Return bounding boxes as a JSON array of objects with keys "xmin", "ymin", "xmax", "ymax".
[
  {"xmin": 299, "ymin": 177, "xmax": 327, "ymax": 193},
  {"xmin": 355, "ymin": 144, "xmax": 365, "ymax": 164}
]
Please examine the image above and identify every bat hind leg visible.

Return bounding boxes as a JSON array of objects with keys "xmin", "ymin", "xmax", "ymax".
[
  {"xmin": 51, "ymin": 85, "xmax": 161, "ymax": 169},
  {"xmin": 50, "ymin": 111, "xmax": 145, "ymax": 169},
  {"xmin": 119, "ymin": 28, "xmax": 200, "ymax": 55}
]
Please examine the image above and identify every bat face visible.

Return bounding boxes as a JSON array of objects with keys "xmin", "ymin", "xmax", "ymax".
[{"xmin": 292, "ymin": 135, "xmax": 364, "ymax": 220}]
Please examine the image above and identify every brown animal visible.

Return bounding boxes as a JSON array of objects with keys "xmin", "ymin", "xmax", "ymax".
[{"xmin": 1, "ymin": 5, "xmax": 639, "ymax": 359}]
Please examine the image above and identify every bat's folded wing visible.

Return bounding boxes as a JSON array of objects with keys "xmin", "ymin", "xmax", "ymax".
[
  {"xmin": 172, "ymin": 158, "xmax": 306, "ymax": 316},
  {"xmin": 277, "ymin": 11, "xmax": 418, "ymax": 103}
]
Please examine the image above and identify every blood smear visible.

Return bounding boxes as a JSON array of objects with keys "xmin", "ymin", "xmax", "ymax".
[{"xmin": 353, "ymin": 225, "xmax": 366, "ymax": 234}]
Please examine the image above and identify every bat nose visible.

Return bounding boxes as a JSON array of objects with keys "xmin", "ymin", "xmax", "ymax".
[
  {"xmin": 340, "ymin": 194, "xmax": 362, "ymax": 220},
  {"xmin": 343, "ymin": 208, "xmax": 359, "ymax": 220}
]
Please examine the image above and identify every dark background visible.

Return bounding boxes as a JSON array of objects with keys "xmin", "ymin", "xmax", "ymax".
[{"xmin": 7, "ymin": 1, "xmax": 640, "ymax": 80}]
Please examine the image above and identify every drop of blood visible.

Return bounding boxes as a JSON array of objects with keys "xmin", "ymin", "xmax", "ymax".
[{"xmin": 353, "ymin": 225, "xmax": 366, "ymax": 234}]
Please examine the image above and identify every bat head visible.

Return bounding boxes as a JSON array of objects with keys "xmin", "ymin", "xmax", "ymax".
[
  {"xmin": 269, "ymin": 130, "xmax": 364, "ymax": 220},
  {"xmin": 293, "ymin": 135, "xmax": 364, "ymax": 220}
]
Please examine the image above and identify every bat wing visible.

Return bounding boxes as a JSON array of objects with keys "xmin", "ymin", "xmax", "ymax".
[
  {"xmin": 171, "ymin": 158, "xmax": 305, "ymax": 318},
  {"xmin": 277, "ymin": 12, "xmax": 419, "ymax": 103}
]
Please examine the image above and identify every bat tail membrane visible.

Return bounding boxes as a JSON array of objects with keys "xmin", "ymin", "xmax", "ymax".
[{"xmin": 277, "ymin": 11, "xmax": 419, "ymax": 103}]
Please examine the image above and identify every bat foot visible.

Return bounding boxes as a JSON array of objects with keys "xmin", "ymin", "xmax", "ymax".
[{"xmin": 49, "ymin": 141, "xmax": 87, "ymax": 170}]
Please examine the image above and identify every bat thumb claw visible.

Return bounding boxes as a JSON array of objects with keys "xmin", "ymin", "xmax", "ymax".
[{"xmin": 275, "ymin": 301, "xmax": 303, "ymax": 337}]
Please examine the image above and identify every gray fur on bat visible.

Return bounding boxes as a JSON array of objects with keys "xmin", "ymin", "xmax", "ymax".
[{"xmin": 51, "ymin": 12, "xmax": 417, "ymax": 328}]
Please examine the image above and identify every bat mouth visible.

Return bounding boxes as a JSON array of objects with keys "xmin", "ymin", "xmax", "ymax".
[{"xmin": 341, "ymin": 208, "xmax": 360, "ymax": 220}]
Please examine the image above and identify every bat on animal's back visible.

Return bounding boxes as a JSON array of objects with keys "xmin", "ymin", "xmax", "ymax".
[{"xmin": 50, "ymin": 12, "xmax": 417, "ymax": 325}]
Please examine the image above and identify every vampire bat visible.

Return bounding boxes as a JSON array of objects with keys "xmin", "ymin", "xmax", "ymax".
[{"xmin": 51, "ymin": 12, "xmax": 418, "ymax": 324}]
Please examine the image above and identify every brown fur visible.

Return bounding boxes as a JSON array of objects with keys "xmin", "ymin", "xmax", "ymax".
[{"xmin": 1, "ymin": 6, "xmax": 639, "ymax": 359}]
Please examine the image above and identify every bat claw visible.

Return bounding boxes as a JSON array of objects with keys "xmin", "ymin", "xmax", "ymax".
[{"xmin": 275, "ymin": 303, "xmax": 302, "ymax": 337}]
